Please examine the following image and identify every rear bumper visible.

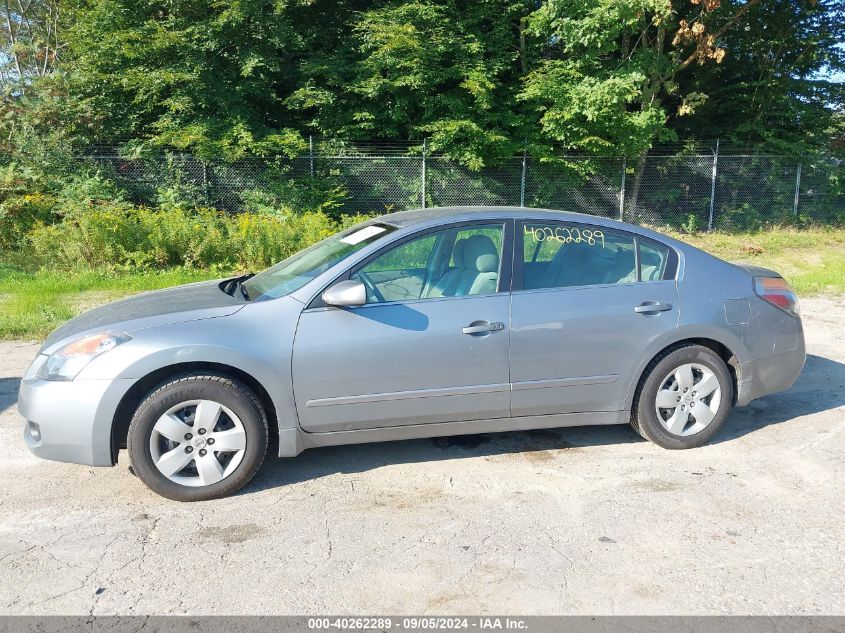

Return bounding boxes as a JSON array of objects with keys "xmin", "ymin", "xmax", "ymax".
[
  {"xmin": 18, "ymin": 355, "xmax": 134, "ymax": 467},
  {"xmin": 736, "ymin": 341, "xmax": 806, "ymax": 406}
]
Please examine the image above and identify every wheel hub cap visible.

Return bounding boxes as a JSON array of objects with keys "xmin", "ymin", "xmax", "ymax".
[
  {"xmin": 654, "ymin": 362, "xmax": 722, "ymax": 437},
  {"xmin": 149, "ymin": 399, "xmax": 247, "ymax": 487}
]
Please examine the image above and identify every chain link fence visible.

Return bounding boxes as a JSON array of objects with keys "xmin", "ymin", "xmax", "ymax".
[{"xmin": 90, "ymin": 144, "xmax": 845, "ymax": 230}]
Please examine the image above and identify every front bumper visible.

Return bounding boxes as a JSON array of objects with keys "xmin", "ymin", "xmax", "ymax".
[{"xmin": 18, "ymin": 355, "xmax": 135, "ymax": 467}]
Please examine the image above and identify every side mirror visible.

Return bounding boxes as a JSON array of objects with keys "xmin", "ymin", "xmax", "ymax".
[{"xmin": 322, "ymin": 280, "xmax": 366, "ymax": 308}]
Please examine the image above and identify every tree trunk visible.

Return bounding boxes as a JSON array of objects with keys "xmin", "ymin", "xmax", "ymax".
[
  {"xmin": 626, "ymin": 152, "xmax": 649, "ymax": 223},
  {"xmin": 518, "ymin": 17, "xmax": 528, "ymax": 75},
  {"xmin": 2, "ymin": 0, "xmax": 24, "ymax": 81},
  {"xmin": 626, "ymin": 24, "xmax": 664, "ymax": 222}
]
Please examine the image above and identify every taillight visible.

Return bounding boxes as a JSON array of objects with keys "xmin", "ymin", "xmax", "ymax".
[{"xmin": 754, "ymin": 276, "xmax": 800, "ymax": 317}]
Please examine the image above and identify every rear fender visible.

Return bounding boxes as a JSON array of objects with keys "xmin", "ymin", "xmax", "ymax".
[{"xmin": 621, "ymin": 325, "xmax": 751, "ymax": 411}]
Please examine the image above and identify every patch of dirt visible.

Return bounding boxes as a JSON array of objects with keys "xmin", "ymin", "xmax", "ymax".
[
  {"xmin": 630, "ymin": 478, "xmax": 684, "ymax": 493},
  {"xmin": 69, "ymin": 290, "xmax": 124, "ymax": 314},
  {"xmin": 196, "ymin": 523, "xmax": 264, "ymax": 544}
]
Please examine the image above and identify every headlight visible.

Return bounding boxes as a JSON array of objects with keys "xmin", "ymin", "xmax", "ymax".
[{"xmin": 37, "ymin": 331, "xmax": 132, "ymax": 381}]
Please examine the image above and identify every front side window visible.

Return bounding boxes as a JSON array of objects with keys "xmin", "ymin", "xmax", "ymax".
[
  {"xmin": 522, "ymin": 222, "xmax": 637, "ymax": 290},
  {"xmin": 244, "ymin": 223, "xmax": 396, "ymax": 300},
  {"xmin": 353, "ymin": 224, "xmax": 504, "ymax": 304}
]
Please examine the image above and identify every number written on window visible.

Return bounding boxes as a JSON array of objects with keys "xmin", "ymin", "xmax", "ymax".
[{"xmin": 524, "ymin": 224, "xmax": 605, "ymax": 248}]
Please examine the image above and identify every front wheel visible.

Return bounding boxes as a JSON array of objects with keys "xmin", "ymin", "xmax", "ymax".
[
  {"xmin": 127, "ymin": 373, "xmax": 268, "ymax": 501},
  {"xmin": 631, "ymin": 344, "xmax": 734, "ymax": 449}
]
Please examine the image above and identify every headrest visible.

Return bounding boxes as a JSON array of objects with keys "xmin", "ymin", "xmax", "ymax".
[
  {"xmin": 462, "ymin": 235, "xmax": 499, "ymax": 273},
  {"xmin": 551, "ymin": 238, "xmax": 589, "ymax": 257},
  {"xmin": 615, "ymin": 247, "xmax": 635, "ymax": 263},
  {"xmin": 553, "ymin": 240, "xmax": 591, "ymax": 265}
]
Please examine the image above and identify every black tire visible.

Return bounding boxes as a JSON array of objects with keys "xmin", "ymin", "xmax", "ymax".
[
  {"xmin": 631, "ymin": 344, "xmax": 733, "ymax": 449},
  {"xmin": 127, "ymin": 373, "xmax": 268, "ymax": 501}
]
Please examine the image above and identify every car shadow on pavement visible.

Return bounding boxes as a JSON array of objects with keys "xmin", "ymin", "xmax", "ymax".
[
  {"xmin": 0, "ymin": 377, "xmax": 20, "ymax": 415},
  {"xmin": 245, "ymin": 353, "xmax": 844, "ymax": 495},
  {"xmin": 713, "ymin": 353, "xmax": 845, "ymax": 443},
  {"xmin": 246, "ymin": 423, "xmax": 641, "ymax": 494}
]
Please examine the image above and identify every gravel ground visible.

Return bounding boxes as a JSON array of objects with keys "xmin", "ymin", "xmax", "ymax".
[{"xmin": 0, "ymin": 296, "xmax": 843, "ymax": 616}]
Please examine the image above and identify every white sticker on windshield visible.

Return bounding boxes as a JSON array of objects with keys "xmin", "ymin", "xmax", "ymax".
[{"xmin": 341, "ymin": 225, "xmax": 387, "ymax": 245}]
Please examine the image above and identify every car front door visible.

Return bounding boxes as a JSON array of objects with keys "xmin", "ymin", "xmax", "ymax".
[
  {"xmin": 291, "ymin": 221, "xmax": 513, "ymax": 433},
  {"xmin": 509, "ymin": 220, "xmax": 680, "ymax": 417}
]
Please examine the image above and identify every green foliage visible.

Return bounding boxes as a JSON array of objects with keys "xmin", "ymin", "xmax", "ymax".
[
  {"xmin": 0, "ymin": 193, "xmax": 58, "ymax": 249},
  {"xmin": 0, "ymin": 0, "xmax": 842, "ymax": 254},
  {"xmin": 26, "ymin": 203, "xmax": 369, "ymax": 271},
  {"xmin": 347, "ymin": 1, "xmax": 534, "ymax": 166},
  {"xmin": 674, "ymin": 0, "xmax": 845, "ymax": 156},
  {"xmin": 2, "ymin": 0, "xmax": 843, "ymax": 169},
  {"xmin": 521, "ymin": 0, "xmax": 676, "ymax": 156},
  {"xmin": 240, "ymin": 165, "xmax": 349, "ymax": 218},
  {"xmin": 681, "ymin": 213, "xmax": 701, "ymax": 234},
  {"xmin": 61, "ymin": 0, "xmax": 311, "ymax": 160}
]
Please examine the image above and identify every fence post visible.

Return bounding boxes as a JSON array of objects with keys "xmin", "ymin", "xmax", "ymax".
[
  {"xmin": 202, "ymin": 161, "xmax": 209, "ymax": 204},
  {"xmin": 793, "ymin": 163, "xmax": 801, "ymax": 217},
  {"xmin": 707, "ymin": 138, "xmax": 720, "ymax": 231},
  {"xmin": 619, "ymin": 158, "xmax": 626, "ymax": 221},
  {"xmin": 421, "ymin": 138, "xmax": 427, "ymax": 209},
  {"xmin": 520, "ymin": 149, "xmax": 527, "ymax": 207},
  {"xmin": 309, "ymin": 135, "xmax": 315, "ymax": 178}
]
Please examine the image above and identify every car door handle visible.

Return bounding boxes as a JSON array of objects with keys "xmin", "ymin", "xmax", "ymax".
[
  {"xmin": 634, "ymin": 301, "xmax": 673, "ymax": 314},
  {"xmin": 462, "ymin": 321, "xmax": 506, "ymax": 335}
]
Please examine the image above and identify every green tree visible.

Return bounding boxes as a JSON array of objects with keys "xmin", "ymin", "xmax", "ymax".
[
  {"xmin": 673, "ymin": 0, "xmax": 845, "ymax": 155},
  {"xmin": 3, "ymin": 0, "xmax": 843, "ymax": 170},
  {"xmin": 61, "ymin": 0, "xmax": 327, "ymax": 159},
  {"xmin": 520, "ymin": 0, "xmax": 766, "ymax": 157},
  {"xmin": 1, "ymin": 0, "xmax": 63, "ymax": 86},
  {"xmin": 335, "ymin": 0, "xmax": 539, "ymax": 167}
]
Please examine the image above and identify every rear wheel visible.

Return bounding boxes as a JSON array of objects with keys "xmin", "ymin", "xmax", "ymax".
[
  {"xmin": 631, "ymin": 345, "xmax": 733, "ymax": 449},
  {"xmin": 127, "ymin": 373, "xmax": 268, "ymax": 501}
]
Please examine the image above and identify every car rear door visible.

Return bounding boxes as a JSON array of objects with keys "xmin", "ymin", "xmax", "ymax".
[
  {"xmin": 509, "ymin": 220, "xmax": 680, "ymax": 417},
  {"xmin": 291, "ymin": 220, "xmax": 514, "ymax": 433}
]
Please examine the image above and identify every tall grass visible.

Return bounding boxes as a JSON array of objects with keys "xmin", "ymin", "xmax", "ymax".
[
  {"xmin": 0, "ymin": 266, "xmax": 219, "ymax": 340},
  {"xmin": 26, "ymin": 205, "xmax": 366, "ymax": 271},
  {"xmin": 666, "ymin": 226, "xmax": 845, "ymax": 296}
]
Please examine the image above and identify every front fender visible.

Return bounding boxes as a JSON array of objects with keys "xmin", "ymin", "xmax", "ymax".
[{"xmin": 77, "ymin": 298, "xmax": 304, "ymax": 448}]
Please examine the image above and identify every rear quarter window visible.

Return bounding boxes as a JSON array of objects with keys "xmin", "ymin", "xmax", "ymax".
[{"xmin": 639, "ymin": 239, "xmax": 675, "ymax": 281}]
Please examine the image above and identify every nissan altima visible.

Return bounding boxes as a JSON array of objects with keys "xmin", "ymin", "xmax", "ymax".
[{"xmin": 18, "ymin": 207, "xmax": 805, "ymax": 500}]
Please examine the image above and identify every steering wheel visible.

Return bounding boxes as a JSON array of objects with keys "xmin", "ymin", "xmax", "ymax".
[{"xmin": 356, "ymin": 271, "xmax": 386, "ymax": 304}]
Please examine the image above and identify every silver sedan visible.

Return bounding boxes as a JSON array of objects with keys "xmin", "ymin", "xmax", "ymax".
[{"xmin": 18, "ymin": 207, "xmax": 806, "ymax": 500}]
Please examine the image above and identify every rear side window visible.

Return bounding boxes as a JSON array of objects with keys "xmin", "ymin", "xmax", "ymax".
[{"xmin": 522, "ymin": 222, "xmax": 637, "ymax": 290}]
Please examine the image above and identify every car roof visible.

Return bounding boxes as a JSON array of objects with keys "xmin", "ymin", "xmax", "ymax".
[
  {"xmin": 375, "ymin": 206, "xmax": 581, "ymax": 227},
  {"xmin": 374, "ymin": 206, "xmax": 663, "ymax": 239}
]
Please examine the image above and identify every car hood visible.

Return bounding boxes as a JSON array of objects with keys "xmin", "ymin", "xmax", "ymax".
[{"xmin": 40, "ymin": 279, "xmax": 245, "ymax": 353}]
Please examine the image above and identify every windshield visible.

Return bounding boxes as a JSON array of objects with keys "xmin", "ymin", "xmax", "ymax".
[{"xmin": 242, "ymin": 223, "xmax": 396, "ymax": 300}]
